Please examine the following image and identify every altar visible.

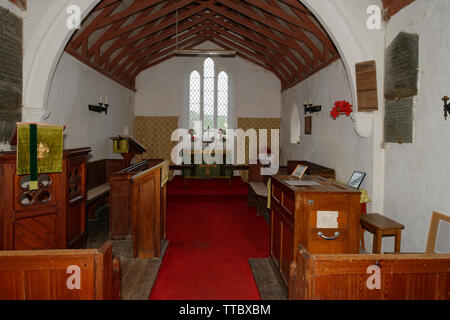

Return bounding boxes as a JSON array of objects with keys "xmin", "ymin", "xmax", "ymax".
[{"xmin": 182, "ymin": 148, "xmax": 233, "ymax": 179}]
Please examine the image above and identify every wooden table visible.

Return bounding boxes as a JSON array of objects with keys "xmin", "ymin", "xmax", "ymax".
[{"xmin": 360, "ymin": 213, "xmax": 405, "ymax": 253}]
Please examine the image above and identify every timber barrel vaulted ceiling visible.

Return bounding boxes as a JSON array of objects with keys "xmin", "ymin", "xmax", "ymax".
[{"xmin": 65, "ymin": 0, "xmax": 339, "ymax": 91}]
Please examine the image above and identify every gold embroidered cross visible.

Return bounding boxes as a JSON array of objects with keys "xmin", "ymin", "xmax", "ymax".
[
  {"xmin": 199, "ymin": 163, "xmax": 217, "ymax": 175},
  {"xmin": 37, "ymin": 143, "xmax": 50, "ymax": 159}
]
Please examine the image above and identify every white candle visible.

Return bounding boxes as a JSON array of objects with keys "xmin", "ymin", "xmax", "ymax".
[
  {"xmin": 310, "ymin": 98, "xmax": 312, "ymax": 104},
  {"xmin": 106, "ymin": 96, "xmax": 108, "ymax": 104},
  {"xmin": 100, "ymin": 96, "xmax": 102, "ymax": 103}
]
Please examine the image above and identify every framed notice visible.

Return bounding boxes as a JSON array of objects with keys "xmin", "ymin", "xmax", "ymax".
[
  {"xmin": 356, "ymin": 60, "xmax": 378, "ymax": 111},
  {"xmin": 304, "ymin": 117, "xmax": 312, "ymax": 135},
  {"xmin": 291, "ymin": 164, "xmax": 308, "ymax": 179},
  {"xmin": 347, "ymin": 171, "xmax": 366, "ymax": 189}
]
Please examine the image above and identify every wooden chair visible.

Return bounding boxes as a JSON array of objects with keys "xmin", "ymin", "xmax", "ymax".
[{"xmin": 426, "ymin": 211, "xmax": 450, "ymax": 253}]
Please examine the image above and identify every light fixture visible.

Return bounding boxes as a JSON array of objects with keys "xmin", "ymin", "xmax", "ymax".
[
  {"xmin": 173, "ymin": 49, "xmax": 236, "ymax": 56},
  {"xmin": 89, "ymin": 96, "xmax": 109, "ymax": 114},
  {"xmin": 172, "ymin": 9, "xmax": 236, "ymax": 57}
]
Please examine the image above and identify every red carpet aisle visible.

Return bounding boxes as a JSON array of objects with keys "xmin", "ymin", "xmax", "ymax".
[{"xmin": 149, "ymin": 176, "xmax": 270, "ymax": 300}]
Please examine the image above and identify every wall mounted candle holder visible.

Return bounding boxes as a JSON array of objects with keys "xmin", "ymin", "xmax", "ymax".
[
  {"xmin": 304, "ymin": 103, "xmax": 322, "ymax": 114},
  {"xmin": 88, "ymin": 103, "xmax": 109, "ymax": 114}
]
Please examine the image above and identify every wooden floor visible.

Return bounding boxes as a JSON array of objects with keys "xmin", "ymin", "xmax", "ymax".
[
  {"xmin": 249, "ymin": 258, "xmax": 287, "ymax": 300},
  {"xmin": 87, "ymin": 206, "xmax": 163, "ymax": 300}
]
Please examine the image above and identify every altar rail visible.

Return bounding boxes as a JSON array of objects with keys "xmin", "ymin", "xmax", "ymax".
[
  {"xmin": 0, "ymin": 241, "xmax": 121, "ymax": 300},
  {"xmin": 289, "ymin": 246, "xmax": 450, "ymax": 300}
]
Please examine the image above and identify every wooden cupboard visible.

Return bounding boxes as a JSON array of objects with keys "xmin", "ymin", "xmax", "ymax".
[
  {"xmin": 270, "ymin": 175, "xmax": 361, "ymax": 290},
  {"xmin": 0, "ymin": 148, "xmax": 91, "ymax": 250}
]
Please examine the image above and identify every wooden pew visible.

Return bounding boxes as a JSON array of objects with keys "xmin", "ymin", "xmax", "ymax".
[
  {"xmin": 86, "ymin": 159, "xmax": 125, "ymax": 219},
  {"xmin": 0, "ymin": 241, "xmax": 121, "ymax": 300},
  {"xmin": 289, "ymin": 246, "xmax": 450, "ymax": 300}
]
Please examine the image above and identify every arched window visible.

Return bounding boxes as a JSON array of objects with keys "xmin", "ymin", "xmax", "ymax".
[
  {"xmin": 189, "ymin": 58, "xmax": 229, "ymax": 131},
  {"xmin": 290, "ymin": 104, "xmax": 301, "ymax": 144}
]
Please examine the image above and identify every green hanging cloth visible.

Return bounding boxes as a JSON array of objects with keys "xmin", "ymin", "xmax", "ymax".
[
  {"xmin": 17, "ymin": 123, "xmax": 64, "ymax": 190},
  {"xmin": 113, "ymin": 139, "xmax": 129, "ymax": 153}
]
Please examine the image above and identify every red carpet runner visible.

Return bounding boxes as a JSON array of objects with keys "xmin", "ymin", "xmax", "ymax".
[{"xmin": 149, "ymin": 176, "xmax": 269, "ymax": 300}]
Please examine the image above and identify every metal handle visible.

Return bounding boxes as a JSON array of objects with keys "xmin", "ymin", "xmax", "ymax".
[{"xmin": 317, "ymin": 231, "xmax": 340, "ymax": 240}]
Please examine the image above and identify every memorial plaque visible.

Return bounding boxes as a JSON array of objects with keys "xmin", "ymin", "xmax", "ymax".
[
  {"xmin": 356, "ymin": 60, "xmax": 378, "ymax": 111},
  {"xmin": 384, "ymin": 97, "xmax": 413, "ymax": 144},
  {"xmin": 385, "ymin": 32, "xmax": 419, "ymax": 99},
  {"xmin": 0, "ymin": 7, "xmax": 22, "ymax": 143}
]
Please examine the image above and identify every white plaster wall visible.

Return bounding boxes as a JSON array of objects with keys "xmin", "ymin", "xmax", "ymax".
[
  {"xmin": 46, "ymin": 53, "xmax": 135, "ymax": 161},
  {"xmin": 383, "ymin": 0, "xmax": 450, "ymax": 252},
  {"xmin": 281, "ymin": 59, "xmax": 374, "ymax": 202},
  {"xmin": 134, "ymin": 41, "xmax": 281, "ymax": 129}
]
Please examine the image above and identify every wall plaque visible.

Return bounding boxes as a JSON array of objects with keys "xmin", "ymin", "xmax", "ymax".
[
  {"xmin": 0, "ymin": 7, "xmax": 22, "ymax": 144},
  {"xmin": 304, "ymin": 117, "xmax": 312, "ymax": 135},
  {"xmin": 356, "ymin": 60, "xmax": 378, "ymax": 111},
  {"xmin": 384, "ymin": 97, "xmax": 413, "ymax": 144},
  {"xmin": 385, "ymin": 32, "xmax": 419, "ymax": 99}
]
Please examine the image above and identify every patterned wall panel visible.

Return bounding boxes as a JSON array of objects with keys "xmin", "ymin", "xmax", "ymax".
[
  {"xmin": 237, "ymin": 118, "xmax": 280, "ymax": 165},
  {"xmin": 134, "ymin": 116, "xmax": 179, "ymax": 164}
]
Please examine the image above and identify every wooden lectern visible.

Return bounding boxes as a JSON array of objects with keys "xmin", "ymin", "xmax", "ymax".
[{"xmin": 110, "ymin": 136, "xmax": 146, "ymax": 167}]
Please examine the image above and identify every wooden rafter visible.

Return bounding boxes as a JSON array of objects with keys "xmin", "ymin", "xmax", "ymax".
[{"xmin": 65, "ymin": 0, "xmax": 340, "ymax": 91}]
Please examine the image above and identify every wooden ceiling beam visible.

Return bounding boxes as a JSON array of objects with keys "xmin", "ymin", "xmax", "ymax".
[
  {"xmin": 107, "ymin": 11, "xmax": 215, "ymax": 70},
  {"xmin": 236, "ymin": 0, "xmax": 303, "ymax": 84},
  {"xmin": 214, "ymin": 0, "xmax": 321, "ymax": 59},
  {"xmin": 277, "ymin": 0, "xmax": 311, "ymax": 16},
  {"xmin": 70, "ymin": 1, "xmax": 122, "ymax": 50},
  {"xmin": 243, "ymin": 0, "xmax": 315, "ymax": 33},
  {"xmin": 93, "ymin": 0, "xmax": 123, "ymax": 12},
  {"xmin": 206, "ymin": 3, "xmax": 313, "ymax": 67},
  {"xmin": 100, "ymin": 0, "xmax": 176, "ymax": 68},
  {"xmin": 211, "ymin": 32, "xmax": 287, "ymax": 85},
  {"xmin": 210, "ymin": 16, "xmax": 304, "ymax": 74},
  {"xmin": 209, "ymin": 25, "xmax": 293, "ymax": 79},
  {"xmin": 65, "ymin": 46, "xmax": 136, "ymax": 91},
  {"xmin": 116, "ymin": 22, "xmax": 213, "ymax": 76},
  {"xmin": 95, "ymin": 0, "xmax": 167, "ymax": 29},
  {"xmin": 128, "ymin": 34, "xmax": 208, "ymax": 81},
  {"xmin": 276, "ymin": 0, "xmax": 337, "ymax": 57},
  {"xmin": 105, "ymin": 0, "xmax": 199, "ymax": 41},
  {"xmin": 208, "ymin": 37, "xmax": 286, "ymax": 89},
  {"xmin": 237, "ymin": 0, "xmax": 324, "ymax": 66},
  {"xmin": 87, "ymin": 3, "xmax": 154, "ymax": 59}
]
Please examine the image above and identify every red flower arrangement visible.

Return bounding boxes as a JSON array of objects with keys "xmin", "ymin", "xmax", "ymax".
[{"xmin": 330, "ymin": 100, "xmax": 353, "ymax": 120}]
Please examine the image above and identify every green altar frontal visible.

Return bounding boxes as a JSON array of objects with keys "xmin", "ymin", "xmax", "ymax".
[{"xmin": 182, "ymin": 149, "xmax": 233, "ymax": 179}]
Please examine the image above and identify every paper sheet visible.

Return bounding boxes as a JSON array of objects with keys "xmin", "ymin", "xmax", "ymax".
[{"xmin": 317, "ymin": 211, "xmax": 339, "ymax": 229}]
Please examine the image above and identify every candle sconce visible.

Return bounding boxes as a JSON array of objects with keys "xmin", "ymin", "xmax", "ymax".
[
  {"xmin": 89, "ymin": 101, "xmax": 109, "ymax": 114},
  {"xmin": 442, "ymin": 96, "xmax": 450, "ymax": 120},
  {"xmin": 304, "ymin": 103, "xmax": 322, "ymax": 114}
]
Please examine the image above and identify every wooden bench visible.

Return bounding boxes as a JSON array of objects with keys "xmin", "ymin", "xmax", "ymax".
[
  {"xmin": 86, "ymin": 159, "xmax": 125, "ymax": 219},
  {"xmin": 289, "ymin": 245, "xmax": 450, "ymax": 300},
  {"xmin": 360, "ymin": 213, "xmax": 405, "ymax": 253},
  {"xmin": 248, "ymin": 182, "xmax": 269, "ymax": 218},
  {"xmin": 0, "ymin": 241, "xmax": 121, "ymax": 300}
]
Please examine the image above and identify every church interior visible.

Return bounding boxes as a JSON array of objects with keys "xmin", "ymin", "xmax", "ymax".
[{"xmin": 0, "ymin": 0, "xmax": 449, "ymax": 301}]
